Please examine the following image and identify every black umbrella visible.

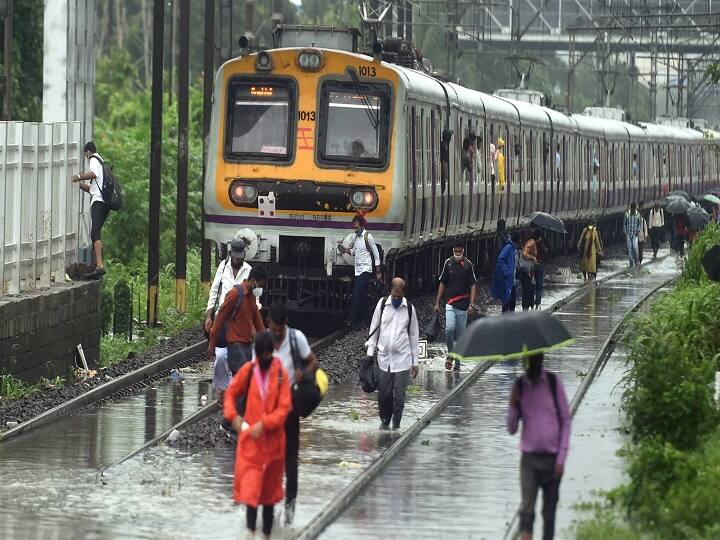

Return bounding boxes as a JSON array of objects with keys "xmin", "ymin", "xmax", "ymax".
[
  {"xmin": 686, "ymin": 206, "xmax": 710, "ymax": 230},
  {"xmin": 526, "ymin": 212, "xmax": 567, "ymax": 234},
  {"xmin": 448, "ymin": 310, "xmax": 574, "ymax": 362},
  {"xmin": 668, "ymin": 190, "xmax": 690, "ymax": 200},
  {"xmin": 666, "ymin": 196, "xmax": 692, "ymax": 215}
]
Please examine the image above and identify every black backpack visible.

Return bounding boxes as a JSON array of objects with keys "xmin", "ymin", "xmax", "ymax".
[{"xmin": 92, "ymin": 155, "xmax": 123, "ymax": 211}]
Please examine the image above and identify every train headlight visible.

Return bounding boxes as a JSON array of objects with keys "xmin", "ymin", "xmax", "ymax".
[
  {"xmin": 229, "ymin": 181, "xmax": 259, "ymax": 206},
  {"xmin": 351, "ymin": 189, "xmax": 378, "ymax": 210},
  {"xmin": 297, "ymin": 50, "xmax": 324, "ymax": 72},
  {"xmin": 255, "ymin": 51, "xmax": 273, "ymax": 72}
]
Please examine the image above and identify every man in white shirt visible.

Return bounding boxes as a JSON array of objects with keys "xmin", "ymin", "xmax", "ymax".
[
  {"xmin": 338, "ymin": 213, "xmax": 382, "ymax": 327},
  {"xmin": 555, "ymin": 143, "xmax": 561, "ymax": 182},
  {"xmin": 204, "ymin": 239, "xmax": 252, "ymax": 395},
  {"xmin": 267, "ymin": 302, "xmax": 319, "ymax": 525},
  {"xmin": 648, "ymin": 201, "xmax": 665, "ymax": 258},
  {"xmin": 366, "ymin": 277, "xmax": 419, "ymax": 430},
  {"xmin": 72, "ymin": 141, "xmax": 108, "ymax": 279}
]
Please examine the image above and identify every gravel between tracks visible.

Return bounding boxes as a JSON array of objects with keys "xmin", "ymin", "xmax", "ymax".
[{"xmin": 0, "ymin": 327, "xmax": 206, "ymax": 430}]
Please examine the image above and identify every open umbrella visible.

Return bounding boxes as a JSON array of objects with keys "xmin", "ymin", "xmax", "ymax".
[
  {"xmin": 707, "ymin": 188, "xmax": 720, "ymax": 197},
  {"xmin": 703, "ymin": 194, "xmax": 720, "ymax": 205},
  {"xmin": 668, "ymin": 190, "xmax": 690, "ymax": 200},
  {"xmin": 686, "ymin": 206, "xmax": 710, "ymax": 230},
  {"xmin": 526, "ymin": 212, "xmax": 567, "ymax": 234},
  {"xmin": 448, "ymin": 310, "xmax": 574, "ymax": 361},
  {"xmin": 666, "ymin": 196, "xmax": 692, "ymax": 215}
]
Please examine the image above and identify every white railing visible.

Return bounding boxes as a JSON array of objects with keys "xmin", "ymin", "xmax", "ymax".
[{"xmin": 0, "ymin": 121, "xmax": 90, "ymax": 296}]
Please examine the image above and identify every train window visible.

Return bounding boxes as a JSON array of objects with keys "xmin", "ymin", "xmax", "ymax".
[
  {"xmin": 224, "ymin": 78, "xmax": 296, "ymax": 162},
  {"xmin": 317, "ymin": 81, "xmax": 391, "ymax": 168}
]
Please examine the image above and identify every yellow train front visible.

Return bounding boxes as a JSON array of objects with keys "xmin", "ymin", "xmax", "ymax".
[{"xmin": 204, "ymin": 47, "xmax": 403, "ymax": 312}]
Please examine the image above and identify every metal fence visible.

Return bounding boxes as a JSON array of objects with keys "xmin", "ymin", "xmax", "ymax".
[{"xmin": 0, "ymin": 121, "xmax": 90, "ymax": 296}]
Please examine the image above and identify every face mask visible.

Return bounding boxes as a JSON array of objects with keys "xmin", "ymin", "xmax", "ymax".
[
  {"xmin": 252, "ymin": 287, "xmax": 263, "ymax": 297},
  {"xmin": 453, "ymin": 253, "xmax": 463, "ymax": 261},
  {"xmin": 271, "ymin": 329, "xmax": 284, "ymax": 344},
  {"xmin": 259, "ymin": 354, "xmax": 273, "ymax": 370},
  {"xmin": 231, "ymin": 258, "xmax": 243, "ymax": 270},
  {"xmin": 356, "ymin": 227, "xmax": 363, "ymax": 237},
  {"xmin": 391, "ymin": 297, "xmax": 402, "ymax": 309}
]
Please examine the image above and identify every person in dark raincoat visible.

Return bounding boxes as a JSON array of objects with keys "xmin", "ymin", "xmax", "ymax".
[
  {"xmin": 224, "ymin": 331, "xmax": 292, "ymax": 539},
  {"xmin": 492, "ymin": 232, "xmax": 518, "ymax": 312}
]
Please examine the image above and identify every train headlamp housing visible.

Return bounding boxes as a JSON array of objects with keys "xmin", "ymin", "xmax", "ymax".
[
  {"xmin": 229, "ymin": 181, "xmax": 259, "ymax": 206},
  {"xmin": 255, "ymin": 51, "xmax": 273, "ymax": 72},
  {"xmin": 297, "ymin": 50, "xmax": 324, "ymax": 72},
  {"xmin": 350, "ymin": 189, "xmax": 378, "ymax": 211}
]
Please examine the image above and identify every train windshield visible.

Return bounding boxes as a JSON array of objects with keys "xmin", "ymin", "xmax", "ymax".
[
  {"xmin": 318, "ymin": 82, "xmax": 391, "ymax": 167},
  {"xmin": 225, "ymin": 79, "xmax": 294, "ymax": 161}
]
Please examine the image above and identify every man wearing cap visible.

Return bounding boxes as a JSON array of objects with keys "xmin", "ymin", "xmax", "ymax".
[
  {"xmin": 434, "ymin": 242, "xmax": 478, "ymax": 370},
  {"xmin": 204, "ymin": 239, "xmax": 252, "ymax": 400},
  {"xmin": 338, "ymin": 213, "xmax": 382, "ymax": 327}
]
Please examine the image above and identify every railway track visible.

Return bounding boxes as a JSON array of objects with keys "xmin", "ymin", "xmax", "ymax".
[{"xmin": 310, "ymin": 255, "xmax": 678, "ymax": 539}]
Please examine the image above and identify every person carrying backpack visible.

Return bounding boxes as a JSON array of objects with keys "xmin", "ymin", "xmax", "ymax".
[
  {"xmin": 72, "ymin": 141, "xmax": 113, "ymax": 279},
  {"xmin": 507, "ymin": 353, "xmax": 571, "ymax": 540},
  {"xmin": 338, "ymin": 213, "xmax": 383, "ymax": 328},
  {"xmin": 267, "ymin": 302, "xmax": 320, "ymax": 526},
  {"xmin": 365, "ymin": 277, "xmax": 419, "ymax": 431}
]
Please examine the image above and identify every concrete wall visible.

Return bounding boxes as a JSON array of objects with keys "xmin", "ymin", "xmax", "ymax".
[{"xmin": 0, "ymin": 280, "xmax": 101, "ymax": 383}]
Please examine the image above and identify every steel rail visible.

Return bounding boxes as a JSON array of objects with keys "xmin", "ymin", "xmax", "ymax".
[
  {"xmin": 100, "ymin": 327, "xmax": 349, "ymax": 472},
  {"xmin": 293, "ymin": 255, "xmax": 670, "ymax": 540},
  {"xmin": 502, "ymin": 274, "xmax": 678, "ymax": 540}
]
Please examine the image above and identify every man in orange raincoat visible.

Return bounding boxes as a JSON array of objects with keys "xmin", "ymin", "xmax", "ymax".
[{"xmin": 224, "ymin": 331, "xmax": 292, "ymax": 539}]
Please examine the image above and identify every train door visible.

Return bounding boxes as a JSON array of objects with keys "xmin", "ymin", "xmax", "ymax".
[
  {"xmin": 419, "ymin": 108, "xmax": 427, "ymax": 239},
  {"xmin": 405, "ymin": 105, "xmax": 417, "ymax": 241},
  {"xmin": 478, "ymin": 117, "xmax": 488, "ymax": 232},
  {"xmin": 430, "ymin": 109, "xmax": 438, "ymax": 233}
]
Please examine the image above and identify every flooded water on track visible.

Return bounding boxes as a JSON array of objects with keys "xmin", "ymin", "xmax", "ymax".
[
  {"xmin": 0, "ymin": 254, "xmax": 670, "ymax": 539},
  {"xmin": 324, "ymin": 254, "xmax": 678, "ymax": 539}
]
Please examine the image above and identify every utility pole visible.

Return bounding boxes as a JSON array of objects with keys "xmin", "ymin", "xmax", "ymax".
[
  {"xmin": 201, "ymin": 0, "xmax": 215, "ymax": 286},
  {"xmin": 175, "ymin": 0, "xmax": 189, "ymax": 312},
  {"xmin": 2, "ymin": 0, "xmax": 12, "ymax": 120},
  {"xmin": 147, "ymin": 0, "xmax": 164, "ymax": 327}
]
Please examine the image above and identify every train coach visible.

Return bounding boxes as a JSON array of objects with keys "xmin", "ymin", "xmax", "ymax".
[{"xmin": 203, "ymin": 34, "xmax": 719, "ymax": 314}]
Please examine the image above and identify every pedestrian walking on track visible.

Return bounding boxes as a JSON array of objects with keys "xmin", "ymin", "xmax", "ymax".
[
  {"xmin": 434, "ymin": 241, "xmax": 478, "ymax": 370},
  {"xmin": 624, "ymin": 202, "xmax": 642, "ymax": 267},
  {"xmin": 648, "ymin": 202, "xmax": 665, "ymax": 258},
  {"xmin": 491, "ymin": 232, "xmax": 517, "ymax": 313},
  {"xmin": 267, "ymin": 303, "xmax": 320, "ymax": 526},
  {"xmin": 205, "ymin": 239, "xmax": 252, "ymax": 401},
  {"xmin": 577, "ymin": 222, "xmax": 602, "ymax": 282},
  {"xmin": 507, "ymin": 353, "xmax": 571, "ymax": 540},
  {"xmin": 366, "ymin": 278, "xmax": 419, "ymax": 431},
  {"xmin": 208, "ymin": 266, "xmax": 267, "ymax": 375},
  {"xmin": 224, "ymin": 331, "xmax": 292, "ymax": 540}
]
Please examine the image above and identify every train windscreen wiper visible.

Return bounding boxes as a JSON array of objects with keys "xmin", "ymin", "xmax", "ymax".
[{"xmin": 346, "ymin": 67, "xmax": 380, "ymax": 131}]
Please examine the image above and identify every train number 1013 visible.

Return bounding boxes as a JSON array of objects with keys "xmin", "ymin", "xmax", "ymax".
[
  {"xmin": 358, "ymin": 65, "xmax": 377, "ymax": 77},
  {"xmin": 299, "ymin": 110, "xmax": 316, "ymax": 121}
]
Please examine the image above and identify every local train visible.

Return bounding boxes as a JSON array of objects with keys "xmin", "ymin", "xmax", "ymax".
[{"xmin": 203, "ymin": 40, "xmax": 720, "ymax": 313}]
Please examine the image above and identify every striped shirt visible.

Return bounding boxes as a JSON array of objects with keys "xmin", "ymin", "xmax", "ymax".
[{"xmin": 624, "ymin": 211, "xmax": 642, "ymax": 237}]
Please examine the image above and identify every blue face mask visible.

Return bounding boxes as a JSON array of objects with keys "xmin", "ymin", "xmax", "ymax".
[
  {"xmin": 356, "ymin": 227, "xmax": 364, "ymax": 237},
  {"xmin": 391, "ymin": 297, "xmax": 402, "ymax": 309}
]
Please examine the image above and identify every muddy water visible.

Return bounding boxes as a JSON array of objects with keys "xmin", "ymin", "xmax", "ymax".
[
  {"xmin": 323, "ymin": 255, "xmax": 678, "ymax": 539},
  {"xmin": 0, "ymin": 254, "xmax": 658, "ymax": 540}
]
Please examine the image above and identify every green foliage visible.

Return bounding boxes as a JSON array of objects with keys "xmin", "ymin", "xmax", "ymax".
[
  {"xmin": 622, "ymin": 281, "xmax": 720, "ymax": 450},
  {"xmin": 100, "ymin": 285, "xmax": 114, "ymax": 336},
  {"xmin": 93, "ymin": 51, "xmax": 205, "ymax": 267},
  {"xmin": 0, "ymin": 373, "xmax": 39, "ymax": 400},
  {"xmin": 704, "ymin": 61, "xmax": 720, "ymax": 85},
  {"xmin": 679, "ymin": 223, "xmax": 720, "ymax": 287},
  {"xmin": 113, "ymin": 279, "xmax": 132, "ymax": 336},
  {"xmin": 0, "ymin": 0, "xmax": 43, "ymax": 121},
  {"xmin": 99, "ymin": 250, "xmax": 206, "ymax": 367}
]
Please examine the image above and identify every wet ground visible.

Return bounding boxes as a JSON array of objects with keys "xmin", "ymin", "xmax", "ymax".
[
  {"xmin": 0, "ymin": 250, "xmax": 665, "ymax": 540},
  {"xmin": 323, "ymin": 254, "xmax": 677, "ymax": 540}
]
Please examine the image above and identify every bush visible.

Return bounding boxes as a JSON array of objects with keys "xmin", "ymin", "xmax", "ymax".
[
  {"xmin": 680, "ymin": 222, "xmax": 720, "ymax": 287},
  {"xmin": 622, "ymin": 282, "xmax": 720, "ymax": 450}
]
